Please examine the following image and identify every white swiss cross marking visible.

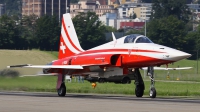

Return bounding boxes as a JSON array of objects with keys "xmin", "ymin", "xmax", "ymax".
[{"xmin": 60, "ymin": 42, "xmax": 66, "ymax": 54}]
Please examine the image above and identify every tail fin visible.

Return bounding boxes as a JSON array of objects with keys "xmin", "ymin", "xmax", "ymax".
[{"xmin": 58, "ymin": 13, "xmax": 84, "ymax": 59}]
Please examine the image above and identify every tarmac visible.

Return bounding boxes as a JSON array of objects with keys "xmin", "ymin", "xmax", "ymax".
[{"xmin": 0, "ymin": 91, "xmax": 200, "ymax": 112}]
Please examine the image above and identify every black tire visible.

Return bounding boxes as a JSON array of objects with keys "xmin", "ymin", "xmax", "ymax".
[
  {"xmin": 57, "ymin": 83, "xmax": 66, "ymax": 97},
  {"xmin": 149, "ymin": 87, "xmax": 156, "ymax": 98},
  {"xmin": 135, "ymin": 85, "xmax": 144, "ymax": 97}
]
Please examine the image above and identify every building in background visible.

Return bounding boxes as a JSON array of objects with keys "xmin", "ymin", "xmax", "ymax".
[
  {"xmin": 99, "ymin": 12, "xmax": 145, "ymax": 30},
  {"xmin": 120, "ymin": 0, "xmax": 141, "ymax": 4},
  {"xmin": 99, "ymin": 13, "xmax": 118, "ymax": 28},
  {"xmin": 21, "ymin": 0, "xmax": 67, "ymax": 21},
  {"xmin": 0, "ymin": 4, "xmax": 6, "ymax": 16},
  {"xmin": 119, "ymin": 20, "xmax": 144, "ymax": 29},
  {"xmin": 117, "ymin": 3, "xmax": 152, "ymax": 20},
  {"xmin": 133, "ymin": 6, "xmax": 151, "ymax": 20},
  {"xmin": 70, "ymin": 0, "xmax": 117, "ymax": 18}
]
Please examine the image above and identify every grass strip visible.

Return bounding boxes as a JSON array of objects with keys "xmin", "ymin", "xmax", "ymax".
[{"xmin": 0, "ymin": 76, "xmax": 200, "ymax": 97}]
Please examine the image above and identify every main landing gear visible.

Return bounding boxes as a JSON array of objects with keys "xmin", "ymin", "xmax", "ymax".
[
  {"xmin": 147, "ymin": 66, "xmax": 156, "ymax": 98},
  {"xmin": 134, "ymin": 67, "xmax": 157, "ymax": 98},
  {"xmin": 57, "ymin": 74, "xmax": 66, "ymax": 97},
  {"xmin": 134, "ymin": 68, "xmax": 145, "ymax": 97},
  {"xmin": 57, "ymin": 83, "xmax": 66, "ymax": 96}
]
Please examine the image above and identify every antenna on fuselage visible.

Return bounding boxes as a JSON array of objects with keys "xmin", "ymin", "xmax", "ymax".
[
  {"xmin": 112, "ymin": 32, "xmax": 116, "ymax": 41},
  {"xmin": 66, "ymin": 0, "xmax": 71, "ymax": 13}
]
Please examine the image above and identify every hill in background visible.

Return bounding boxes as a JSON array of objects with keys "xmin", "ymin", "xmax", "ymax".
[{"xmin": 0, "ymin": 50, "xmax": 57, "ymax": 75}]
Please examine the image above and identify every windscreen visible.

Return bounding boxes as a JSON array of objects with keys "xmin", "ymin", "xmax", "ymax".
[
  {"xmin": 124, "ymin": 34, "xmax": 153, "ymax": 43},
  {"xmin": 135, "ymin": 36, "xmax": 153, "ymax": 43}
]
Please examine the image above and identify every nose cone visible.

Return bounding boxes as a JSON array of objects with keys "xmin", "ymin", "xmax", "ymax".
[{"xmin": 167, "ymin": 50, "xmax": 191, "ymax": 61}]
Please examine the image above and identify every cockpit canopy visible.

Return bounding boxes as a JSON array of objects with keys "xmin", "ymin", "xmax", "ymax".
[{"xmin": 124, "ymin": 34, "xmax": 153, "ymax": 44}]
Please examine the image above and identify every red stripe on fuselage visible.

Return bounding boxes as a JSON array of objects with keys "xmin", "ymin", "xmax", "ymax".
[{"xmin": 62, "ymin": 19, "xmax": 82, "ymax": 52}]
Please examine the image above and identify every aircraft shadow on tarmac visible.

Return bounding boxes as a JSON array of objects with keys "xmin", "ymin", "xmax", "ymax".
[{"xmin": 0, "ymin": 91, "xmax": 200, "ymax": 104}]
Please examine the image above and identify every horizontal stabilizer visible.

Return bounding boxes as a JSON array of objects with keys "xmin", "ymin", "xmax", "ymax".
[
  {"xmin": 7, "ymin": 64, "xmax": 83, "ymax": 69},
  {"xmin": 7, "ymin": 64, "xmax": 31, "ymax": 68}
]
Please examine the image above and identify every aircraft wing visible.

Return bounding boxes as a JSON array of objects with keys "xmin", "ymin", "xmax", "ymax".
[
  {"xmin": 19, "ymin": 73, "xmax": 58, "ymax": 77},
  {"xmin": 7, "ymin": 64, "xmax": 83, "ymax": 69},
  {"xmin": 142, "ymin": 67, "xmax": 192, "ymax": 70}
]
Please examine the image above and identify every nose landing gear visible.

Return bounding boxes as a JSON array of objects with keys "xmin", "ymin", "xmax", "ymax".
[{"xmin": 147, "ymin": 66, "xmax": 156, "ymax": 98}]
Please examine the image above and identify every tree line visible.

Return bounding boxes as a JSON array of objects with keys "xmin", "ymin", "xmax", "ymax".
[
  {"xmin": 146, "ymin": 0, "xmax": 199, "ymax": 59},
  {"xmin": 118, "ymin": 0, "xmax": 199, "ymax": 59},
  {"xmin": 0, "ymin": 14, "xmax": 60, "ymax": 50},
  {"xmin": 0, "ymin": 0, "xmax": 200, "ymax": 60},
  {"xmin": 0, "ymin": 12, "xmax": 115, "ymax": 51}
]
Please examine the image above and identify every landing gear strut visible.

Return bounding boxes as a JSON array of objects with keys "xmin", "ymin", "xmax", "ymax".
[
  {"xmin": 57, "ymin": 83, "xmax": 66, "ymax": 96},
  {"xmin": 134, "ymin": 68, "xmax": 145, "ymax": 97},
  {"xmin": 147, "ymin": 66, "xmax": 156, "ymax": 98},
  {"xmin": 57, "ymin": 73, "xmax": 67, "ymax": 97}
]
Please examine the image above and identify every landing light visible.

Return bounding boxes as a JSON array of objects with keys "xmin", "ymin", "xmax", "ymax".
[{"xmin": 103, "ymin": 67, "xmax": 107, "ymax": 71}]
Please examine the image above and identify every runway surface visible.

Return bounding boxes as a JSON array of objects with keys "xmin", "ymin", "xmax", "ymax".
[{"xmin": 0, "ymin": 91, "xmax": 200, "ymax": 112}]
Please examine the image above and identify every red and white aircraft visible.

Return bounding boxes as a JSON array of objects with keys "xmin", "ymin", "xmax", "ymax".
[{"xmin": 7, "ymin": 13, "xmax": 191, "ymax": 98}]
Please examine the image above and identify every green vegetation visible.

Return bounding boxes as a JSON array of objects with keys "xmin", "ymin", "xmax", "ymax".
[
  {"xmin": 72, "ymin": 11, "xmax": 117, "ymax": 50},
  {"xmin": 44, "ymin": 51, "xmax": 59, "ymax": 58},
  {"xmin": 148, "ymin": 15, "xmax": 187, "ymax": 50},
  {"xmin": 0, "ymin": 14, "xmax": 60, "ymax": 51},
  {"xmin": 142, "ymin": 59, "xmax": 200, "ymax": 82},
  {"xmin": 0, "ymin": 0, "xmax": 20, "ymax": 15},
  {"xmin": 0, "ymin": 50, "xmax": 56, "ymax": 75},
  {"xmin": 0, "ymin": 11, "xmax": 116, "ymax": 51},
  {"xmin": 151, "ymin": 0, "xmax": 190, "ymax": 23},
  {"xmin": 34, "ymin": 15, "xmax": 60, "ymax": 51},
  {"xmin": 0, "ymin": 69, "xmax": 19, "ymax": 77},
  {"xmin": 148, "ymin": 0, "xmax": 191, "ymax": 50},
  {"xmin": 147, "ymin": 0, "xmax": 198, "ymax": 59},
  {"xmin": 0, "ymin": 76, "xmax": 200, "ymax": 97},
  {"xmin": 141, "ymin": 0, "xmax": 152, "ymax": 3}
]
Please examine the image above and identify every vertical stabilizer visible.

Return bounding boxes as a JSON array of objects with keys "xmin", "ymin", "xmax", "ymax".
[{"xmin": 58, "ymin": 13, "xmax": 84, "ymax": 59}]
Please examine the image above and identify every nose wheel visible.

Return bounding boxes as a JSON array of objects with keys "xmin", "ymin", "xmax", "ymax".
[
  {"xmin": 147, "ymin": 66, "xmax": 156, "ymax": 98},
  {"xmin": 149, "ymin": 87, "xmax": 156, "ymax": 98}
]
